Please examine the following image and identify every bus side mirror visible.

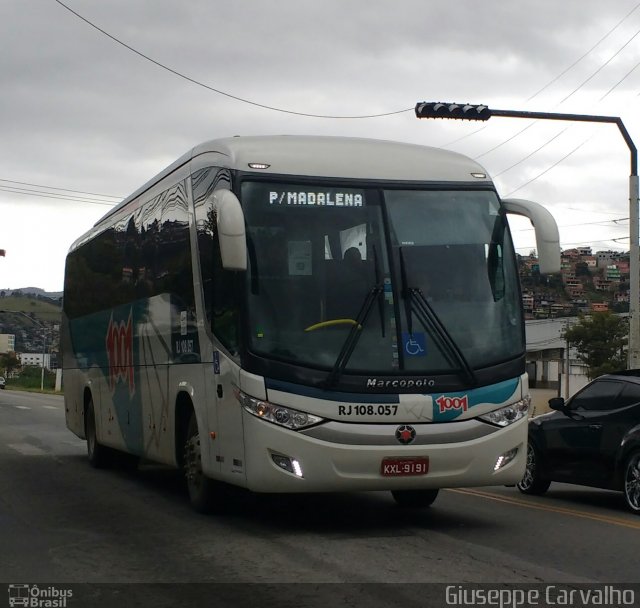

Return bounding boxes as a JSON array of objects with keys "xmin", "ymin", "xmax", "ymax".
[
  {"xmin": 213, "ymin": 190, "xmax": 247, "ymax": 271},
  {"xmin": 502, "ymin": 198, "xmax": 561, "ymax": 274}
]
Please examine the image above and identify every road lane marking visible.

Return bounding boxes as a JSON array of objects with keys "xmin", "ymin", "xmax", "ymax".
[
  {"xmin": 448, "ymin": 488, "xmax": 640, "ymax": 530},
  {"xmin": 7, "ymin": 443, "xmax": 48, "ymax": 456},
  {"xmin": 42, "ymin": 406, "xmax": 58, "ymax": 410},
  {"xmin": 13, "ymin": 405, "xmax": 31, "ymax": 410}
]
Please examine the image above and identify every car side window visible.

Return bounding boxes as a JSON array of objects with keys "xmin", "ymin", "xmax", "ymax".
[
  {"xmin": 613, "ymin": 383, "xmax": 640, "ymax": 409},
  {"xmin": 570, "ymin": 380, "xmax": 624, "ymax": 411}
]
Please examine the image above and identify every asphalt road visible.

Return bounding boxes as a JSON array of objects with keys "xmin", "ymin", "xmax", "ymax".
[{"xmin": 1, "ymin": 390, "xmax": 638, "ymax": 607}]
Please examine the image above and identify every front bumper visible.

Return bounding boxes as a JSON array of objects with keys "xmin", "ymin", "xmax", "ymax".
[{"xmin": 241, "ymin": 411, "xmax": 527, "ymax": 493}]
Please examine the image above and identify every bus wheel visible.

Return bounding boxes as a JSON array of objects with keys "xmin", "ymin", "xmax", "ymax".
[
  {"xmin": 391, "ymin": 489, "xmax": 439, "ymax": 508},
  {"xmin": 184, "ymin": 413, "xmax": 216, "ymax": 513},
  {"xmin": 85, "ymin": 397, "xmax": 112, "ymax": 468}
]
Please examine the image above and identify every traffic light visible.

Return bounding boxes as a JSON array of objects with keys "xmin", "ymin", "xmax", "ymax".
[{"xmin": 415, "ymin": 102, "xmax": 492, "ymax": 121}]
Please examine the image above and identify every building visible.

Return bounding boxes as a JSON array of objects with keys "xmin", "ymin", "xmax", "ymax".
[
  {"xmin": 525, "ymin": 317, "xmax": 589, "ymax": 398},
  {"xmin": 596, "ymin": 250, "xmax": 624, "ymax": 268},
  {"xmin": 0, "ymin": 334, "xmax": 16, "ymax": 354},
  {"xmin": 19, "ymin": 353, "xmax": 51, "ymax": 369}
]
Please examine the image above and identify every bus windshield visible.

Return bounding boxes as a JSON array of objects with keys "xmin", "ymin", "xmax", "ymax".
[{"xmin": 241, "ymin": 181, "xmax": 523, "ymax": 376}]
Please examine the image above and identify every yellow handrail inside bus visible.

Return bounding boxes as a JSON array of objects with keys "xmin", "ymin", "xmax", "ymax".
[{"xmin": 304, "ymin": 319, "xmax": 360, "ymax": 332}]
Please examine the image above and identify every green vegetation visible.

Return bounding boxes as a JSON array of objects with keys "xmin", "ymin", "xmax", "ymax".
[
  {"xmin": 564, "ymin": 312, "xmax": 628, "ymax": 379},
  {"xmin": 0, "ymin": 352, "xmax": 20, "ymax": 376},
  {"xmin": 0, "ymin": 293, "xmax": 62, "ymax": 325},
  {"xmin": 2, "ymin": 366, "xmax": 57, "ymax": 392},
  {"xmin": 0, "ymin": 293, "xmax": 62, "ymax": 393}
]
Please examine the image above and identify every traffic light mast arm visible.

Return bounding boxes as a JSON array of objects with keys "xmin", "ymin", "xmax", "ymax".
[
  {"xmin": 414, "ymin": 102, "xmax": 637, "ymax": 175},
  {"xmin": 489, "ymin": 108, "xmax": 637, "ymax": 176}
]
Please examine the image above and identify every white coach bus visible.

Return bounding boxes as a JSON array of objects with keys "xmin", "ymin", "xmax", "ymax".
[{"xmin": 62, "ymin": 136, "xmax": 560, "ymax": 511}]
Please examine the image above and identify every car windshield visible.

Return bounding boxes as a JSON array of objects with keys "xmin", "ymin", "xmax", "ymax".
[{"xmin": 241, "ymin": 180, "xmax": 523, "ymax": 375}]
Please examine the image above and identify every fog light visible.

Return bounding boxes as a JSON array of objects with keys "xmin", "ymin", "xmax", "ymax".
[
  {"xmin": 494, "ymin": 447, "xmax": 518, "ymax": 472},
  {"xmin": 271, "ymin": 454, "xmax": 304, "ymax": 478}
]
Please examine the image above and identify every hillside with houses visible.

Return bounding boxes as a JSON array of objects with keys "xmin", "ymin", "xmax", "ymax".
[{"xmin": 519, "ymin": 247, "xmax": 629, "ymax": 319}]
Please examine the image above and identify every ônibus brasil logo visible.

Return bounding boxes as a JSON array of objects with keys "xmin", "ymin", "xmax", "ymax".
[
  {"xmin": 435, "ymin": 394, "xmax": 469, "ymax": 414},
  {"xmin": 105, "ymin": 310, "xmax": 135, "ymax": 396}
]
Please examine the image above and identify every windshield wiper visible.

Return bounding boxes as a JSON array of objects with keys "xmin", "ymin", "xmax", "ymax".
[
  {"xmin": 372, "ymin": 245, "xmax": 386, "ymax": 339},
  {"xmin": 399, "ymin": 248, "xmax": 477, "ymax": 386},
  {"xmin": 325, "ymin": 284, "xmax": 383, "ymax": 388}
]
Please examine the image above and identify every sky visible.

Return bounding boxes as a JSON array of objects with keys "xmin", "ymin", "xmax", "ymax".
[{"xmin": 1, "ymin": 0, "xmax": 640, "ymax": 292}]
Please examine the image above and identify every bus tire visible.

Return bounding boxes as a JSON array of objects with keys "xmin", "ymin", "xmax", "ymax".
[
  {"xmin": 85, "ymin": 397, "xmax": 113, "ymax": 468},
  {"xmin": 184, "ymin": 412, "xmax": 216, "ymax": 513},
  {"xmin": 391, "ymin": 488, "xmax": 439, "ymax": 508}
]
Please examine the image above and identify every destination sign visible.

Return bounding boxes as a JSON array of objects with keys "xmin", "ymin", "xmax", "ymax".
[{"xmin": 269, "ymin": 189, "xmax": 364, "ymax": 207}]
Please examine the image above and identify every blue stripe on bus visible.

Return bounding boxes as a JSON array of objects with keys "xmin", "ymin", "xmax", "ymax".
[{"xmin": 265, "ymin": 379, "xmax": 400, "ymax": 404}]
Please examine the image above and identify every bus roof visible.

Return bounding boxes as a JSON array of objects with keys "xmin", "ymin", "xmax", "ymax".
[
  {"xmin": 92, "ymin": 135, "xmax": 492, "ymax": 232},
  {"xmin": 189, "ymin": 135, "xmax": 490, "ymax": 182}
]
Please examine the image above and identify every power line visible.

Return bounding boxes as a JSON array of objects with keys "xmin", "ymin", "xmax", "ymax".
[
  {"xmin": 492, "ymin": 127, "xmax": 569, "ymax": 177},
  {"xmin": 513, "ymin": 217, "xmax": 629, "ymax": 233},
  {"xmin": 53, "ymin": 0, "xmax": 413, "ymax": 120},
  {"xmin": 0, "ymin": 178, "xmax": 121, "ymax": 199},
  {"xmin": 445, "ymin": 2, "xmax": 640, "ymax": 149},
  {"xmin": 598, "ymin": 57, "xmax": 640, "ymax": 101},
  {"xmin": 558, "ymin": 206, "xmax": 628, "ymax": 216},
  {"xmin": 472, "ymin": 14, "xmax": 640, "ymax": 168},
  {"xmin": 0, "ymin": 185, "xmax": 116, "ymax": 206},
  {"xmin": 529, "ymin": 2, "xmax": 640, "ymax": 101},
  {"xmin": 503, "ymin": 137, "xmax": 592, "ymax": 197},
  {"xmin": 557, "ymin": 25, "xmax": 640, "ymax": 105}
]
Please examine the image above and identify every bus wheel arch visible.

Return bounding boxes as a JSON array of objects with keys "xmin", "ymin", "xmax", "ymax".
[
  {"xmin": 83, "ymin": 389, "xmax": 112, "ymax": 468},
  {"xmin": 175, "ymin": 392, "xmax": 217, "ymax": 513},
  {"xmin": 174, "ymin": 392, "xmax": 194, "ymax": 471}
]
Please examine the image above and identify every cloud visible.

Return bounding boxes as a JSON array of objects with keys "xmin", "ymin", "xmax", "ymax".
[{"xmin": 1, "ymin": 0, "xmax": 639, "ymax": 290}]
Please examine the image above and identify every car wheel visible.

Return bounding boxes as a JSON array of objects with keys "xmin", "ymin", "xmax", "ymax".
[
  {"xmin": 184, "ymin": 412, "xmax": 217, "ymax": 513},
  {"xmin": 623, "ymin": 451, "xmax": 640, "ymax": 515},
  {"xmin": 85, "ymin": 397, "xmax": 114, "ymax": 468},
  {"xmin": 517, "ymin": 442, "xmax": 551, "ymax": 495},
  {"xmin": 391, "ymin": 489, "xmax": 439, "ymax": 508}
]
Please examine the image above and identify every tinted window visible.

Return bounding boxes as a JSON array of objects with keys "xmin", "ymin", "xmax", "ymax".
[
  {"xmin": 614, "ymin": 382, "xmax": 640, "ymax": 409},
  {"xmin": 64, "ymin": 180, "xmax": 195, "ymax": 318},
  {"xmin": 570, "ymin": 380, "xmax": 624, "ymax": 411}
]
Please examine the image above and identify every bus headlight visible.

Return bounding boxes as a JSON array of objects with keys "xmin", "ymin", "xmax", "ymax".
[
  {"xmin": 478, "ymin": 395, "xmax": 530, "ymax": 427},
  {"xmin": 237, "ymin": 390, "xmax": 324, "ymax": 430}
]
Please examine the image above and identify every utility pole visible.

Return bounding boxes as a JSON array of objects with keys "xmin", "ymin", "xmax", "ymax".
[
  {"xmin": 415, "ymin": 102, "xmax": 639, "ymax": 368},
  {"xmin": 565, "ymin": 323, "xmax": 571, "ymax": 400}
]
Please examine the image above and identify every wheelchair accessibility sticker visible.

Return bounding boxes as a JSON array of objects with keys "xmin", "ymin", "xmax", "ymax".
[{"xmin": 402, "ymin": 332, "xmax": 426, "ymax": 357}]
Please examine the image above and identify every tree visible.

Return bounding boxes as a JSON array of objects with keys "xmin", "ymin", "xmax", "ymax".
[
  {"xmin": 0, "ymin": 352, "xmax": 20, "ymax": 376},
  {"xmin": 564, "ymin": 312, "xmax": 628, "ymax": 379},
  {"xmin": 575, "ymin": 261, "xmax": 591, "ymax": 277}
]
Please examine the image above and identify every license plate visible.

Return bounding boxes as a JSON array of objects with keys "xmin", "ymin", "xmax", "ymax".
[{"xmin": 381, "ymin": 457, "xmax": 429, "ymax": 477}]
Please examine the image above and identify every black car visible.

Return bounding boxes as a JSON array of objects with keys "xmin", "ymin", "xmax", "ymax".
[{"xmin": 518, "ymin": 370, "xmax": 640, "ymax": 514}]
